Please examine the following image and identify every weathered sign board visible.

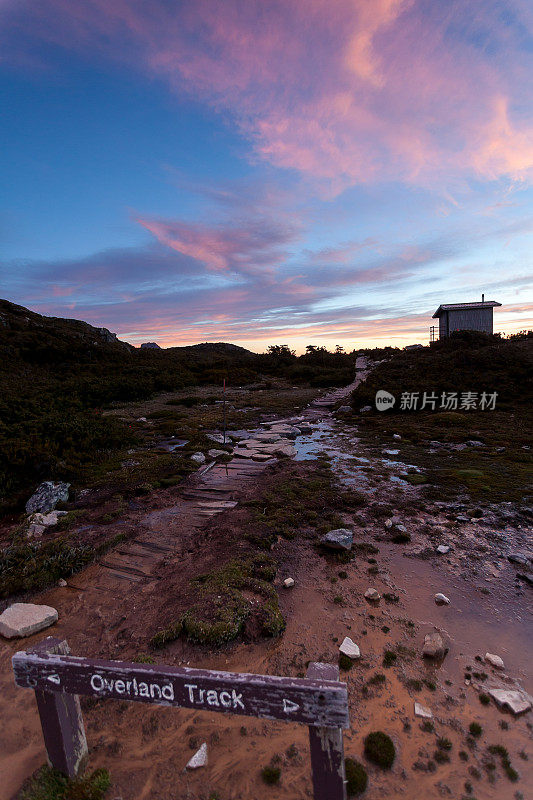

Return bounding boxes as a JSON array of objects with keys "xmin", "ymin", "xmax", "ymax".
[{"xmin": 13, "ymin": 638, "xmax": 349, "ymax": 799}]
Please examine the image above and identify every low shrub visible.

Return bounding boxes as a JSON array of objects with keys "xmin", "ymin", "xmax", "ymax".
[
  {"xmin": 364, "ymin": 731, "xmax": 396, "ymax": 769},
  {"xmin": 261, "ymin": 766, "xmax": 281, "ymax": 785},
  {"xmin": 345, "ymin": 758, "xmax": 368, "ymax": 795}
]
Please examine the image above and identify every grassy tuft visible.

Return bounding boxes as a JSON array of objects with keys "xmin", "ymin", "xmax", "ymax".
[{"xmin": 18, "ymin": 766, "xmax": 110, "ymax": 800}]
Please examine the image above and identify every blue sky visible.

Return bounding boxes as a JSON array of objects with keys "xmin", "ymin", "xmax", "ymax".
[{"xmin": 1, "ymin": 0, "xmax": 532, "ymax": 352}]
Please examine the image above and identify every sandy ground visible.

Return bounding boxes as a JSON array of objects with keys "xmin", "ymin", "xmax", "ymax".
[{"xmin": 1, "ymin": 378, "xmax": 531, "ymax": 800}]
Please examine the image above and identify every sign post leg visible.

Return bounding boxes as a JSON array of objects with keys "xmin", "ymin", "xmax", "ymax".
[
  {"xmin": 306, "ymin": 663, "xmax": 347, "ymax": 800},
  {"xmin": 30, "ymin": 637, "xmax": 88, "ymax": 779}
]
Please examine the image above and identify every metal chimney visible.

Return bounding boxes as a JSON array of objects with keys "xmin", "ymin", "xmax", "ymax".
[{"xmin": 482, "ymin": 293, "xmax": 485, "ymax": 304}]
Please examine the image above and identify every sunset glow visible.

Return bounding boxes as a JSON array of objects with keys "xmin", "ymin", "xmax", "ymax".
[{"xmin": 1, "ymin": 0, "xmax": 532, "ymax": 351}]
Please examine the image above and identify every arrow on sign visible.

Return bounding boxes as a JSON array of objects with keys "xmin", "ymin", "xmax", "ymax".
[
  {"xmin": 46, "ymin": 673, "xmax": 61, "ymax": 685},
  {"xmin": 283, "ymin": 698, "xmax": 299, "ymax": 713}
]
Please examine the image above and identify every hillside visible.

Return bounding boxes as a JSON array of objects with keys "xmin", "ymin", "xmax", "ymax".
[{"xmin": 0, "ymin": 300, "xmax": 355, "ymax": 511}]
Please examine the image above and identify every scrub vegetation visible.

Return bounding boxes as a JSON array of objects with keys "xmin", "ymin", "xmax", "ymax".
[
  {"xmin": 351, "ymin": 332, "xmax": 533, "ymax": 503},
  {"xmin": 0, "ymin": 299, "xmax": 356, "ymax": 513}
]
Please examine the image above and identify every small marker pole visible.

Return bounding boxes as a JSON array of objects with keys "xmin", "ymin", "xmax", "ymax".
[
  {"xmin": 306, "ymin": 662, "xmax": 347, "ymax": 800},
  {"xmin": 223, "ymin": 378, "xmax": 226, "ymax": 444},
  {"xmin": 29, "ymin": 637, "xmax": 88, "ymax": 778}
]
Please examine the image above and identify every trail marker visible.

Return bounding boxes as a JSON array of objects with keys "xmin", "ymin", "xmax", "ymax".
[{"xmin": 13, "ymin": 638, "xmax": 349, "ymax": 799}]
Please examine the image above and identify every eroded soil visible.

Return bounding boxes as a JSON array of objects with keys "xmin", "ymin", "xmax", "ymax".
[{"xmin": 1, "ymin": 376, "xmax": 532, "ymax": 800}]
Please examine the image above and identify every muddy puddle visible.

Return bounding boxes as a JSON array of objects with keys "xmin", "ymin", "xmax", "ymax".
[{"xmin": 291, "ymin": 415, "xmax": 532, "ymax": 694}]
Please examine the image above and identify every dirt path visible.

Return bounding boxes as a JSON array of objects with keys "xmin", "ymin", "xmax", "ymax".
[{"xmin": 2, "ymin": 367, "xmax": 531, "ymax": 800}]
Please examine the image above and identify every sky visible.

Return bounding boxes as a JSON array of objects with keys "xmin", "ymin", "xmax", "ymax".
[{"xmin": 0, "ymin": 0, "xmax": 532, "ymax": 353}]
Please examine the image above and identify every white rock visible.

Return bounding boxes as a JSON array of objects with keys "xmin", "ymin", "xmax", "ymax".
[
  {"xmin": 436, "ymin": 545, "xmax": 450, "ymax": 554},
  {"xmin": 414, "ymin": 702, "xmax": 433, "ymax": 719},
  {"xmin": 339, "ymin": 637, "xmax": 360, "ymax": 659},
  {"xmin": 384, "ymin": 519, "xmax": 393, "ymax": 529},
  {"xmin": 485, "ymin": 652, "xmax": 505, "ymax": 670},
  {"xmin": 0, "ymin": 603, "xmax": 58, "ymax": 639},
  {"xmin": 364, "ymin": 588, "xmax": 381, "ymax": 601},
  {"xmin": 208, "ymin": 449, "xmax": 228, "ymax": 458},
  {"xmin": 488, "ymin": 688, "xmax": 531, "ymax": 715},
  {"xmin": 393, "ymin": 434, "xmax": 401, "ymax": 440},
  {"xmin": 186, "ymin": 742, "xmax": 207, "ymax": 769},
  {"xmin": 58, "ymin": 578, "xmax": 68, "ymax": 587},
  {"xmin": 190, "ymin": 452, "xmax": 206, "ymax": 464},
  {"xmin": 137, "ymin": 417, "xmax": 147, "ymax": 422},
  {"xmin": 435, "ymin": 593, "xmax": 450, "ymax": 605},
  {"xmin": 383, "ymin": 449, "xmax": 399, "ymax": 456},
  {"xmin": 26, "ymin": 523, "xmax": 46, "ymax": 538},
  {"xmin": 206, "ymin": 433, "xmax": 226, "ymax": 444},
  {"xmin": 283, "ymin": 577, "xmax": 295, "ymax": 588}
]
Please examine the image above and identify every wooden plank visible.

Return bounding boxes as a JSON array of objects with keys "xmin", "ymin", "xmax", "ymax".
[
  {"xmin": 13, "ymin": 652, "xmax": 349, "ymax": 729},
  {"xmin": 29, "ymin": 638, "xmax": 88, "ymax": 779},
  {"xmin": 306, "ymin": 663, "xmax": 347, "ymax": 800}
]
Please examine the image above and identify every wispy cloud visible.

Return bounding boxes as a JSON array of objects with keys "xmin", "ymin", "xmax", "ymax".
[{"xmin": 2, "ymin": 0, "xmax": 532, "ymax": 191}]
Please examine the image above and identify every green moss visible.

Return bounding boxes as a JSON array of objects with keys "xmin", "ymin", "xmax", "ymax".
[
  {"xmin": 364, "ymin": 731, "xmax": 396, "ymax": 769},
  {"xmin": 345, "ymin": 758, "xmax": 368, "ymax": 796},
  {"xmin": 18, "ymin": 766, "xmax": 110, "ymax": 800},
  {"xmin": 151, "ymin": 554, "xmax": 284, "ymax": 647}
]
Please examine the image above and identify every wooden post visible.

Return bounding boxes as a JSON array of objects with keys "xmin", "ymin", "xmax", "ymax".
[
  {"xmin": 29, "ymin": 637, "xmax": 88, "ymax": 779},
  {"xmin": 306, "ymin": 662, "xmax": 347, "ymax": 800}
]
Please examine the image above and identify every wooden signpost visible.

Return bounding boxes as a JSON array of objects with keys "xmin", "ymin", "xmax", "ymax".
[{"xmin": 13, "ymin": 637, "xmax": 349, "ymax": 799}]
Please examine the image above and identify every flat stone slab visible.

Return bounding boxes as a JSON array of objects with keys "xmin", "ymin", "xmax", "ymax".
[
  {"xmin": 414, "ymin": 702, "xmax": 433, "ymax": 719},
  {"xmin": 0, "ymin": 603, "xmax": 58, "ymax": 639},
  {"xmin": 339, "ymin": 637, "xmax": 360, "ymax": 659},
  {"xmin": 488, "ymin": 688, "xmax": 531, "ymax": 715}
]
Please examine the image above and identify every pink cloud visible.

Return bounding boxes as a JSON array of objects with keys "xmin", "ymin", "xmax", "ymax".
[{"xmin": 2, "ymin": 0, "xmax": 532, "ymax": 188}]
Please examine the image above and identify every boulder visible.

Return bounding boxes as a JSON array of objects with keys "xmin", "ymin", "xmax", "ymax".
[
  {"xmin": 190, "ymin": 452, "xmax": 206, "ymax": 464},
  {"xmin": 364, "ymin": 588, "xmax": 381, "ymax": 601},
  {"xmin": 434, "ymin": 593, "xmax": 450, "ymax": 605},
  {"xmin": 393, "ymin": 434, "xmax": 401, "ymax": 440},
  {"xmin": 339, "ymin": 637, "xmax": 360, "ymax": 660},
  {"xmin": 488, "ymin": 688, "xmax": 531, "ymax": 715},
  {"xmin": 383, "ymin": 449, "xmax": 399, "ymax": 456},
  {"xmin": 0, "ymin": 603, "xmax": 58, "ymax": 639},
  {"xmin": 414, "ymin": 702, "xmax": 433, "ymax": 719},
  {"xmin": 321, "ymin": 529, "xmax": 353, "ymax": 551},
  {"xmin": 436, "ymin": 545, "xmax": 450, "ymax": 554},
  {"xmin": 359, "ymin": 406, "xmax": 372, "ymax": 413},
  {"xmin": 283, "ymin": 578, "xmax": 295, "ymax": 588},
  {"xmin": 25, "ymin": 481, "xmax": 70, "ymax": 514},
  {"xmin": 423, "ymin": 632, "xmax": 447, "ymax": 660},
  {"xmin": 337, "ymin": 405, "xmax": 352, "ymax": 413},
  {"xmin": 485, "ymin": 652, "xmax": 505, "ymax": 670},
  {"xmin": 186, "ymin": 742, "xmax": 208, "ymax": 770}
]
